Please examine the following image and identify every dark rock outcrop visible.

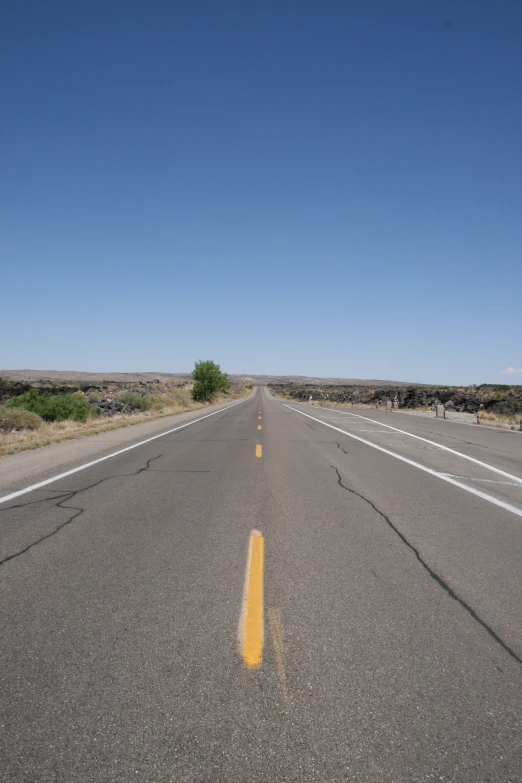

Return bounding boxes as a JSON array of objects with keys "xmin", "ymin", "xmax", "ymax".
[{"xmin": 269, "ymin": 384, "xmax": 522, "ymax": 416}]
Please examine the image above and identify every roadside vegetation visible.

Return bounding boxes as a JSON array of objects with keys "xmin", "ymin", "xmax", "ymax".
[
  {"xmin": 6, "ymin": 388, "xmax": 101, "ymax": 422},
  {"xmin": 191, "ymin": 360, "xmax": 228, "ymax": 402},
  {"xmin": 477, "ymin": 409, "xmax": 522, "ymax": 431},
  {"xmin": 0, "ymin": 408, "xmax": 44, "ymax": 432},
  {"xmin": 0, "ymin": 367, "xmax": 250, "ymax": 457}
]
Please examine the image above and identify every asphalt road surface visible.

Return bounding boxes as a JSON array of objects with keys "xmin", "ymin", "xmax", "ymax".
[{"xmin": 1, "ymin": 387, "xmax": 521, "ymax": 782}]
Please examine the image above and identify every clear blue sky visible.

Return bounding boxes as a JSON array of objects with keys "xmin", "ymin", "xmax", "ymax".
[{"xmin": 2, "ymin": 1, "xmax": 521, "ymax": 384}]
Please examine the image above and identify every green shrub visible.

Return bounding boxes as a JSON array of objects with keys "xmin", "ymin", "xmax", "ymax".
[
  {"xmin": 119, "ymin": 393, "xmax": 152, "ymax": 411},
  {"xmin": 7, "ymin": 388, "xmax": 100, "ymax": 423},
  {"xmin": 0, "ymin": 407, "xmax": 44, "ymax": 431},
  {"xmin": 191, "ymin": 360, "xmax": 228, "ymax": 402}
]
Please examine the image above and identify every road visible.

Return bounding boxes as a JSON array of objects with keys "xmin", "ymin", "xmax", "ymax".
[{"xmin": 1, "ymin": 387, "xmax": 521, "ymax": 782}]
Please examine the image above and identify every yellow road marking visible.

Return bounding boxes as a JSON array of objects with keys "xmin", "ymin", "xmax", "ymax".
[
  {"xmin": 256, "ymin": 444, "xmax": 262, "ymax": 458},
  {"xmin": 257, "ymin": 424, "xmax": 262, "ymax": 430},
  {"xmin": 240, "ymin": 530, "xmax": 264, "ymax": 669},
  {"xmin": 268, "ymin": 607, "xmax": 288, "ymax": 702},
  {"xmin": 258, "ymin": 416, "xmax": 262, "ymax": 420}
]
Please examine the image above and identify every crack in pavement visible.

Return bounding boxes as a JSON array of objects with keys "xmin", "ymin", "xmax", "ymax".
[
  {"xmin": 317, "ymin": 441, "xmax": 353, "ymax": 454},
  {"xmin": 0, "ymin": 454, "xmax": 163, "ymax": 567},
  {"xmin": 330, "ymin": 465, "xmax": 522, "ymax": 668}
]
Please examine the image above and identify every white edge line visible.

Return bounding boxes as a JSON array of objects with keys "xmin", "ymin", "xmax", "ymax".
[
  {"xmin": 288, "ymin": 402, "xmax": 522, "ymax": 486},
  {"xmin": 0, "ymin": 399, "xmax": 247, "ymax": 506},
  {"xmin": 283, "ymin": 404, "xmax": 522, "ymax": 518}
]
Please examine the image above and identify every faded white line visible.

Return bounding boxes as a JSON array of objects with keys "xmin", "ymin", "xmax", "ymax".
[
  {"xmin": 441, "ymin": 474, "xmax": 522, "ymax": 487},
  {"xmin": 354, "ymin": 429, "xmax": 404, "ymax": 433},
  {"xmin": 323, "ymin": 418, "xmax": 378, "ymax": 425},
  {"xmin": 284, "ymin": 404, "xmax": 522, "ymax": 518},
  {"xmin": 290, "ymin": 403, "xmax": 522, "ymax": 486},
  {"xmin": 0, "ymin": 399, "xmax": 248, "ymax": 506},
  {"xmin": 320, "ymin": 426, "xmax": 384, "ymax": 432}
]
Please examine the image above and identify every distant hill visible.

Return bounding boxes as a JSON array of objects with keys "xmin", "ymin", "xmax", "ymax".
[
  {"xmin": 0, "ymin": 369, "xmax": 417, "ymax": 387},
  {"xmin": 232, "ymin": 374, "xmax": 416, "ymax": 386}
]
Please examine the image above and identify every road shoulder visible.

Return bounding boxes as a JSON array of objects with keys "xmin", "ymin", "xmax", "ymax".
[{"xmin": 0, "ymin": 395, "xmax": 251, "ymax": 495}]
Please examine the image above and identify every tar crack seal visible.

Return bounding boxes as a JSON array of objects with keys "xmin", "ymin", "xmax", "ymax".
[{"xmin": 330, "ymin": 464, "xmax": 522, "ymax": 668}]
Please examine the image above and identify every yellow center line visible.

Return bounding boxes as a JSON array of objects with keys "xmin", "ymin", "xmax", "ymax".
[
  {"xmin": 258, "ymin": 416, "xmax": 262, "ymax": 420},
  {"xmin": 256, "ymin": 444, "xmax": 262, "ymax": 458},
  {"xmin": 240, "ymin": 530, "xmax": 264, "ymax": 669},
  {"xmin": 257, "ymin": 424, "xmax": 262, "ymax": 430}
]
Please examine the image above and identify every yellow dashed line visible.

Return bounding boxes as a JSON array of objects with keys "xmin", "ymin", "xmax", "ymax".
[
  {"xmin": 258, "ymin": 424, "xmax": 262, "ymax": 430},
  {"xmin": 256, "ymin": 444, "xmax": 262, "ymax": 458},
  {"xmin": 240, "ymin": 530, "xmax": 264, "ymax": 669}
]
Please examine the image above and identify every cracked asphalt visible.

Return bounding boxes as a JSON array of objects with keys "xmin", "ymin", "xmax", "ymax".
[{"xmin": 1, "ymin": 387, "xmax": 521, "ymax": 782}]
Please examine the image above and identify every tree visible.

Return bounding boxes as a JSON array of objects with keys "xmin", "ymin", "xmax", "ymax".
[{"xmin": 191, "ymin": 360, "xmax": 228, "ymax": 402}]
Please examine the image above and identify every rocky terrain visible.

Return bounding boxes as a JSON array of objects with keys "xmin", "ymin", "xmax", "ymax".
[
  {"xmin": 269, "ymin": 383, "xmax": 522, "ymax": 416},
  {"xmin": 3, "ymin": 370, "xmax": 521, "ymax": 419},
  {"xmin": 0, "ymin": 377, "xmax": 191, "ymax": 417},
  {"xmin": 0, "ymin": 370, "xmax": 192, "ymax": 384},
  {"xmin": 0, "ymin": 370, "xmax": 417, "ymax": 422}
]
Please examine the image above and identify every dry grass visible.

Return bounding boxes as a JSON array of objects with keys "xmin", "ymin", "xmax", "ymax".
[
  {"xmin": 477, "ymin": 410, "xmax": 522, "ymax": 431},
  {"xmin": 0, "ymin": 386, "xmax": 250, "ymax": 458}
]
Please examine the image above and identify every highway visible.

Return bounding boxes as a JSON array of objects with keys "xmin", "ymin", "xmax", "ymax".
[{"xmin": 1, "ymin": 386, "xmax": 521, "ymax": 782}]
